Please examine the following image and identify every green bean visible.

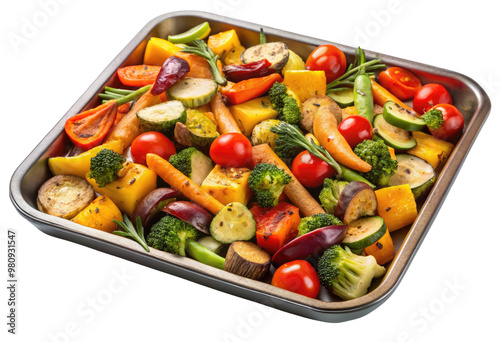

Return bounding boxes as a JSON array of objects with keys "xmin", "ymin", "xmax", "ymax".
[{"xmin": 353, "ymin": 74, "xmax": 374, "ymax": 123}]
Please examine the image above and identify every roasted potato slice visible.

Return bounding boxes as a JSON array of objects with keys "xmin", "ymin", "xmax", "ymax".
[
  {"xmin": 37, "ymin": 175, "xmax": 94, "ymax": 219},
  {"xmin": 300, "ymin": 95, "xmax": 342, "ymax": 133},
  {"xmin": 241, "ymin": 42, "xmax": 290, "ymax": 71}
]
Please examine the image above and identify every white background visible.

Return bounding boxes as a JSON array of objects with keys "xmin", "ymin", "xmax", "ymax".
[{"xmin": 2, "ymin": 0, "xmax": 498, "ymax": 341}]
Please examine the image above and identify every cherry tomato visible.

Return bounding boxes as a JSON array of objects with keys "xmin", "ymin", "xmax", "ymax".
[
  {"xmin": 338, "ymin": 115, "xmax": 373, "ymax": 149},
  {"xmin": 209, "ymin": 133, "xmax": 252, "ymax": 168},
  {"xmin": 117, "ymin": 65, "xmax": 161, "ymax": 87},
  {"xmin": 271, "ymin": 260, "xmax": 321, "ymax": 299},
  {"xmin": 130, "ymin": 131, "xmax": 176, "ymax": 166},
  {"xmin": 426, "ymin": 104, "xmax": 464, "ymax": 141},
  {"xmin": 305, "ymin": 44, "xmax": 347, "ymax": 83},
  {"xmin": 377, "ymin": 67, "xmax": 421, "ymax": 101},
  {"xmin": 291, "ymin": 151, "xmax": 335, "ymax": 188},
  {"xmin": 413, "ymin": 83, "xmax": 452, "ymax": 115}
]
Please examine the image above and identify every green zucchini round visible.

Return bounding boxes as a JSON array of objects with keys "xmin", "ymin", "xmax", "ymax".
[
  {"xmin": 389, "ymin": 154, "xmax": 436, "ymax": 200},
  {"xmin": 136, "ymin": 100, "xmax": 186, "ymax": 134},
  {"xmin": 373, "ymin": 114, "xmax": 417, "ymax": 150},
  {"xmin": 167, "ymin": 77, "xmax": 218, "ymax": 108},
  {"xmin": 383, "ymin": 101, "xmax": 426, "ymax": 131},
  {"xmin": 342, "ymin": 216, "xmax": 387, "ymax": 250},
  {"xmin": 210, "ymin": 202, "xmax": 256, "ymax": 244},
  {"xmin": 327, "ymin": 88, "xmax": 354, "ymax": 108}
]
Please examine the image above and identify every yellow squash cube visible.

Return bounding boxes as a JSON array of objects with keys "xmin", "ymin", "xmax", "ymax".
[
  {"xmin": 229, "ymin": 96, "xmax": 278, "ymax": 136},
  {"xmin": 48, "ymin": 140, "xmax": 123, "ymax": 179},
  {"xmin": 407, "ymin": 131, "xmax": 454, "ymax": 169},
  {"xmin": 222, "ymin": 45, "xmax": 246, "ymax": 65},
  {"xmin": 208, "ymin": 29, "xmax": 242, "ymax": 59},
  {"xmin": 143, "ymin": 37, "xmax": 182, "ymax": 66},
  {"xmin": 201, "ymin": 165, "xmax": 252, "ymax": 206},
  {"xmin": 283, "ymin": 70, "xmax": 327, "ymax": 102}
]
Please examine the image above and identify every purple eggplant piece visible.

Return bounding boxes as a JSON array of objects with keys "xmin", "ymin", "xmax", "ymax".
[
  {"xmin": 271, "ymin": 225, "xmax": 347, "ymax": 267},
  {"xmin": 162, "ymin": 201, "xmax": 213, "ymax": 234},
  {"xmin": 150, "ymin": 56, "xmax": 190, "ymax": 95},
  {"xmin": 132, "ymin": 188, "xmax": 179, "ymax": 228}
]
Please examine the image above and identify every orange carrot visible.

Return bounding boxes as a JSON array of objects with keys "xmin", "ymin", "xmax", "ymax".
[
  {"xmin": 313, "ymin": 106, "xmax": 372, "ymax": 173},
  {"xmin": 210, "ymin": 92, "xmax": 242, "ymax": 134},
  {"xmin": 371, "ymin": 79, "xmax": 414, "ymax": 112},
  {"xmin": 105, "ymin": 89, "xmax": 164, "ymax": 148},
  {"xmin": 174, "ymin": 51, "xmax": 213, "ymax": 79},
  {"xmin": 251, "ymin": 144, "xmax": 325, "ymax": 217},
  {"xmin": 146, "ymin": 153, "xmax": 225, "ymax": 215}
]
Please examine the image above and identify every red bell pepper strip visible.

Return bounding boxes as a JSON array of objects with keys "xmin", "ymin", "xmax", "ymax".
[
  {"xmin": 249, "ymin": 202, "xmax": 301, "ymax": 255},
  {"xmin": 222, "ymin": 73, "xmax": 283, "ymax": 105},
  {"xmin": 64, "ymin": 101, "xmax": 117, "ymax": 151},
  {"xmin": 117, "ymin": 65, "xmax": 161, "ymax": 87},
  {"xmin": 223, "ymin": 59, "xmax": 275, "ymax": 83}
]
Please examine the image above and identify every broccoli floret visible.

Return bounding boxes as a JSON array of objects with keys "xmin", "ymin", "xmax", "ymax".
[
  {"xmin": 248, "ymin": 163, "xmax": 292, "ymax": 207},
  {"xmin": 317, "ymin": 245, "xmax": 386, "ymax": 300},
  {"xmin": 319, "ymin": 179, "xmax": 349, "ymax": 214},
  {"xmin": 297, "ymin": 213, "xmax": 343, "ymax": 236},
  {"xmin": 268, "ymin": 82, "xmax": 301, "ymax": 125},
  {"xmin": 353, "ymin": 139, "xmax": 398, "ymax": 188},
  {"xmin": 147, "ymin": 215, "xmax": 199, "ymax": 256},
  {"xmin": 420, "ymin": 108, "xmax": 444, "ymax": 130},
  {"xmin": 88, "ymin": 149, "xmax": 126, "ymax": 187}
]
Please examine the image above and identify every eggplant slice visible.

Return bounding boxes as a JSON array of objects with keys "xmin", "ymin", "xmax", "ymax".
[{"xmin": 241, "ymin": 41, "xmax": 290, "ymax": 71}]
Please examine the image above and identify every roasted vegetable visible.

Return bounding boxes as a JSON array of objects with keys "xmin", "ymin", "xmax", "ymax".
[
  {"xmin": 167, "ymin": 77, "xmax": 218, "ymax": 108},
  {"xmin": 300, "ymin": 95, "xmax": 342, "ymax": 133},
  {"xmin": 333, "ymin": 181, "xmax": 378, "ymax": 224},
  {"xmin": 143, "ymin": 37, "xmax": 182, "ymax": 66},
  {"xmin": 223, "ymin": 59, "xmax": 275, "ymax": 83},
  {"xmin": 248, "ymin": 163, "xmax": 291, "ymax": 208},
  {"xmin": 225, "ymin": 241, "xmax": 271, "ymax": 280},
  {"xmin": 181, "ymin": 39, "xmax": 227, "ymax": 85},
  {"xmin": 88, "ymin": 149, "xmax": 126, "ymax": 187},
  {"xmin": 210, "ymin": 202, "xmax": 256, "ymax": 244},
  {"xmin": 200, "ymin": 165, "xmax": 252, "ymax": 206},
  {"xmin": 353, "ymin": 139, "xmax": 398, "ymax": 188},
  {"xmin": 132, "ymin": 188, "xmax": 179, "ymax": 229},
  {"xmin": 207, "ymin": 29, "xmax": 242, "ymax": 59},
  {"xmin": 136, "ymin": 100, "xmax": 187, "ymax": 134},
  {"xmin": 72, "ymin": 195, "xmax": 123, "ymax": 233},
  {"xmin": 241, "ymin": 42, "xmax": 290, "ymax": 71},
  {"xmin": 222, "ymin": 73, "xmax": 283, "ymax": 105},
  {"xmin": 147, "ymin": 215, "xmax": 225, "ymax": 269},
  {"xmin": 268, "ymin": 82, "xmax": 301, "ymax": 125},
  {"xmin": 150, "ymin": 56, "xmax": 190, "ymax": 95},
  {"xmin": 407, "ymin": 131, "xmax": 454, "ymax": 169},
  {"xmin": 318, "ymin": 178, "xmax": 349, "ymax": 214},
  {"xmin": 168, "ymin": 21, "xmax": 211, "ymax": 44},
  {"xmin": 37, "ymin": 175, "xmax": 94, "ymax": 219},
  {"xmin": 388, "ymin": 154, "xmax": 436, "ymax": 200},
  {"xmin": 229, "ymin": 96, "xmax": 278, "ymax": 136},
  {"xmin": 375, "ymin": 184, "xmax": 418, "ymax": 232},
  {"xmin": 174, "ymin": 109, "xmax": 220, "ymax": 151},
  {"xmin": 162, "ymin": 201, "xmax": 214, "ymax": 234},
  {"xmin": 251, "ymin": 119, "xmax": 281, "ymax": 149},
  {"xmin": 283, "ymin": 70, "xmax": 326, "ymax": 102},
  {"xmin": 297, "ymin": 213, "xmax": 342, "ymax": 236},
  {"xmin": 168, "ymin": 147, "xmax": 213, "ymax": 186},
  {"xmin": 317, "ymin": 245, "xmax": 386, "ymax": 300}
]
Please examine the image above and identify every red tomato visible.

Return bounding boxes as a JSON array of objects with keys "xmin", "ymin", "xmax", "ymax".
[
  {"xmin": 271, "ymin": 260, "xmax": 321, "ymax": 298},
  {"xmin": 338, "ymin": 115, "xmax": 373, "ymax": 149},
  {"xmin": 131, "ymin": 132, "xmax": 176, "ymax": 166},
  {"xmin": 291, "ymin": 151, "xmax": 335, "ymax": 188},
  {"xmin": 413, "ymin": 83, "xmax": 452, "ymax": 115},
  {"xmin": 117, "ymin": 65, "xmax": 161, "ymax": 87},
  {"xmin": 426, "ymin": 104, "xmax": 464, "ymax": 141},
  {"xmin": 209, "ymin": 133, "xmax": 252, "ymax": 168},
  {"xmin": 377, "ymin": 67, "xmax": 421, "ymax": 101},
  {"xmin": 305, "ymin": 44, "xmax": 347, "ymax": 83}
]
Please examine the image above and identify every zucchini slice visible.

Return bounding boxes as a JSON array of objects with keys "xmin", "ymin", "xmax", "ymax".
[
  {"xmin": 389, "ymin": 154, "xmax": 436, "ymax": 200},
  {"xmin": 327, "ymin": 89, "xmax": 354, "ymax": 108},
  {"xmin": 167, "ymin": 77, "xmax": 218, "ymax": 108},
  {"xmin": 383, "ymin": 101, "xmax": 426, "ymax": 131},
  {"xmin": 136, "ymin": 100, "xmax": 186, "ymax": 134},
  {"xmin": 210, "ymin": 202, "xmax": 256, "ymax": 244},
  {"xmin": 373, "ymin": 114, "xmax": 417, "ymax": 150},
  {"xmin": 343, "ymin": 216, "xmax": 387, "ymax": 250},
  {"xmin": 174, "ymin": 109, "xmax": 219, "ymax": 151},
  {"xmin": 241, "ymin": 42, "xmax": 290, "ymax": 71}
]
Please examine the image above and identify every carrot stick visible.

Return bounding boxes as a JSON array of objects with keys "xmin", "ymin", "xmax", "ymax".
[
  {"xmin": 105, "ymin": 89, "xmax": 164, "ymax": 148},
  {"xmin": 251, "ymin": 144, "xmax": 325, "ymax": 217},
  {"xmin": 313, "ymin": 106, "xmax": 372, "ymax": 173},
  {"xmin": 371, "ymin": 79, "xmax": 414, "ymax": 112},
  {"xmin": 210, "ymin": 92, "xmax": 242, "ymax": 134},
  {"xmin": 146, "ymin": 153, "xmax": 225, "ymax": 215}
]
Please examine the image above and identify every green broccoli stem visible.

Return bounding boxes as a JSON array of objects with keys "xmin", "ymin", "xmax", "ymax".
[
  {"xmin": 339, "ymin": 165, "xmax": 376, "ymax": 188},
  {"xmin": 185, "ymin": 239, "xmax": 225, "ymax": 270}
]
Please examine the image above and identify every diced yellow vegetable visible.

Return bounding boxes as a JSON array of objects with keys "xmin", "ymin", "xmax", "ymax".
[
  {"xmin": 407, "ymin": 131, "xmax": 454, "ymax": 169},
  {"xmin": 375, "ymin": 184, "xmax": 418, "ymax": 232},
  {"xmin": 388, "ymin": 146, "xmax": 396, "ymax": 160},
  {"xmin": 286, "ymin": 88, "xmax": 302, "ymax": 110},
  {"xmin": 72, "ymin": 196, "xmax": 123, "ymax": 233},
  {"xmin": 283, "ymin": 70, "xmax": 327, "ymax": 102},
  {"xmin": 48, "ymin": 140, "xmax": 123, "ymax": 179},
  {"xmin": 208, "ymin": 29, "xmax": 242, "ymax": 59},
  {"xmin": 229, "ymin": 96, "xmax": 278, "ymax": 136},
  {"xmin": 143, "ymin": 37, "xmax": 182, "ymax": 66},
  {"xmin": 201, "ymin": 165, "xmax": 252, "ymax": 206},
  {"xmin": 222, "ymin": 45, "xmax": 246, "ymax": 65},
  {"xmin": 281, "ymin": 50, "xmax": 306, "ymax": 74},
  {"xmin": 86, "ymin": 163, "xmax": 157, "ymax": 217}
]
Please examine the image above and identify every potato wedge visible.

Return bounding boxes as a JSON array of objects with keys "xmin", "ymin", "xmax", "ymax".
[{"xmin": 300, "ymin": 95, "xmax": 342, "ymax": 133}]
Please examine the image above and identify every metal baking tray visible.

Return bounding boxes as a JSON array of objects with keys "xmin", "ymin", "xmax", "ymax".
[{"xmin": 9, "ymin": 11, "xmax": 491, "ymax": 322}]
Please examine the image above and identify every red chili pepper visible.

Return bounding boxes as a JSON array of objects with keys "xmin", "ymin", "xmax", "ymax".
[
  {"xmin": 222, "ymin": 73, "xmax": 284, "ymax": 105},
  {"xmin": 64, "ymin": 101, "xmax": 117, "ymax": 151},
  {"xmin": 223, "ymin": 59, "xmax": 275, "ymax": 82}
]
